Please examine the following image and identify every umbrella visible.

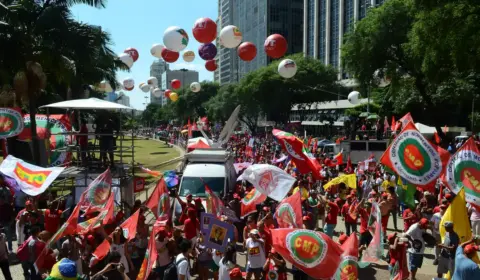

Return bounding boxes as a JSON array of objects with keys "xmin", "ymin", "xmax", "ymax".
[
  {"xmin": 163, "ymin": 170, "xmax": 178, "ymax": 188},
  {"xmin": 367, "ymin": 114, "xmax": 379, "ymax": 120},
  {"xmin": 359, "ymin": 112, "xmax": 369, "ymax": 117}
]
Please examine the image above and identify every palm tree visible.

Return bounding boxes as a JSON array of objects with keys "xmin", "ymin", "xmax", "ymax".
[{"xmin": 0, "ymin": 0, "xmax": 123, "ymax": 165}]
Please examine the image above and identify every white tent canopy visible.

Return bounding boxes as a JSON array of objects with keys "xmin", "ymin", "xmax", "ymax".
[
  {"xmin": 40, "ymin": 98, "xmax": 133, "ymax": 110},
  {"xmin": 415, "ymin": 122, "xmax": 436, "ymax": 134}
]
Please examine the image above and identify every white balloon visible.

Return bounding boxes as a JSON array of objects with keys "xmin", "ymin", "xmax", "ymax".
[
  {"xmin": 348, "ymin": 91, "xmax": 361, "ymax": 105},
  {"xmin": 139, "ymin": 83, "xmax": 150, "ymax": 93},
  {"xmin": 190, "ymin": 82, "xmax": 201, "ymax": 93},
  {"xmin": 118, "ymin": 53, "xmax": 134, "ymax": 68},
  {"xmin": 277, "ymin": 59, "xmax": 297, "ymax": 79},
  {"xmin": 152, "ymin": 88, "xmax": 162, "ymax": 97},
  {"xmin": 151, "ymin": 44, "xmax": 165, "ymax": 59},
  {"xmin": 163, "ymin": 26, "xmax": 189, "ymax": 52},
  {"xmin": 183, "ymin": 50, "xmax": 195, "ymax": 62},
  {"xmin": 147, "ymin": 77, "xmax": 158, "ymax": 87},
  {"xmin": 122, "ymin": 77, "xmax": 134, "ymax": 91},
  {"xmin": 219, "ymin": 25, "xmax": 242, "ymax": 48}
]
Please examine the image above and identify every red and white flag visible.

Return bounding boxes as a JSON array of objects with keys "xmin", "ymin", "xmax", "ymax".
[
  {"xmin": 334, "ymin": 234, "xmax": 359, "ymax": 280},
  {"xmin": 394, "ymin": 113, "xmax": 413, "ymax": 131},
  {"xmin": 275, "ymin": 191, "xmax": 303, "ymax": 228},
  {"xmin": 77, "ymin": 194, "xmax": 115, "ymax": 234},
  {"xmin": 140, "ymin": 166, "xmax": 162, "ymax": 177},
  {"xmin": 242, "ymin": 164, "xmax": 296, "ymax": 201},
  {"xmin": 241, "ymin": 188, "xmax": 267, "ymax": 218},
  {"xmin": 145, "ymin": 179, "xmax": 170, "ymax": 220},
  {"xmin": 78, "ymin": 169, "xmax": 112, "ymax": 214}
]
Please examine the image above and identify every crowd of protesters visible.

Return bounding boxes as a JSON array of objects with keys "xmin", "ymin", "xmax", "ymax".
[{"xmin": 0, "ymin": 130, "xmax": 480, "ymax": 280}]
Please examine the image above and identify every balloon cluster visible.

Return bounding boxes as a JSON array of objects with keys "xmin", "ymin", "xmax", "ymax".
[{"xmin": 119, "ymin": 47, "xmax": 139, "ymax": 69}]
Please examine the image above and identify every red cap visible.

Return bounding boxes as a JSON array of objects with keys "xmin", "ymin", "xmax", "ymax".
[
  {"xmin": 187, "ymin": 208, "xmax": 196, "ymax": 215},
  {"xmin": 464, "ymin": 244, "xmax": 479, "ymax": 255},
  {"xmin": 270, "ymin": 248, "xmax": 276, "ymax": 254},
  {"xmin": 194, "ymin": 197, "xmax": 202, "ymax": 203},
  {"xmin": 233, "ymin": 193, "xmax": 240, "ymax": 199},
  {"xmin": 440, "ymin": 204, "xmax": 448, "ymax": 210},
  {"xmin": 263, "ymin": 206, "xmax": 269, "ymax": 212},
  {"xmin": 338, "ymin": 234, "xmax": 348, "ymax": 244},
  {"xmin": 445, "ymin": 193, "xmax": 452, "ymax": 199},
  {"xmin": 87, "ymin": 234, "xmax": 95, "ymax": 244},
  {"xmin": 302, "ymin": 216, "xmax": 311, "ymax": 221},
  {"xmin": 419, "ymin": 218, "xmax": 429, "ymax": 227},
  {"xmin": 229, "ymin": 267, "xmax": 242, "ymax": 277},
  {"xmin": 25, "ymin": 200, "xmax": 32, "ymax": 206},
  {"xmin": 387, "ymin": 233, "xmax": 397, "ymax": 243},
  {"xmin": 186, "ymin": 194, "xmax": 193, "ymax": 199},
  {"xmin": 382, "ymin": 193, "xmax": 389, "ymax": 199}
]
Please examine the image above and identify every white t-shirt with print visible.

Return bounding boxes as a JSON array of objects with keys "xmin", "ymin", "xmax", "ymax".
[
  {"xmin": 406, "ymin": 223, "xmax": 425, "ymax": 254},
  {"xmin": 176, "ymin": 253, "xmax": 190, "ymax": 280},
  {"xmin": 246, "ymin": 238, "xmax": 266, "ymax": 269}
]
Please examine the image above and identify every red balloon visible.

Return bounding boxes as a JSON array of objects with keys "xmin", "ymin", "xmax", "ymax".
[
  {"xmin": 161, "ymin": 48, "xmax": 180, "ymax": 63},
  {"xmin": 124, "ymin": 47, "xmax": 139, "ymax": 62},
  {"xmin": 205, "ymin": 60, "xmax": 217, "ymax": 72},
  {"xmin": 237, "ymin": 42, "xmax": 257, "ymax": 61},
  {"xmin": 192, "ymin": 17, "xmax": 217, "ymax": 43},
  {"xmin": 164, "ymin": 89, "xmax": 171, "ymax": 98},
  {"xmin": 264, "ymin": 34, "xmax": 288, "ymax": 58},
  {"xmin": 171, "ymin": 79, "xmax": 181, "ymax": 89}
]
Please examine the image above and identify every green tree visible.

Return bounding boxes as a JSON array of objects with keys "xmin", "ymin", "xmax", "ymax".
[
  {"xmin": 169, "ymin": 81, "xmax": 219, "ymax": 122},
  {"xmin": 342, "ymin": 0, "xmax": 480, "ymax": 136}
]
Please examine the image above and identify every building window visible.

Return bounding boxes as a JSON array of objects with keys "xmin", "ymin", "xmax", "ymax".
[
  {"xmin": 318, "ymin": 0, "xmax": 326, "ymax": 63},
  {"xmin": 359, "ymin": 0, "xmax": 372, "ymax": 19},
  {"xmin": 344, "ymin": 0, "xmax": 355, "ymax": 34},
  {"xmin": 307, "ymin": 0, "xmax": 315, "ymax": 57},
  {"xmin": 329, "ymin": 0, "xmax": 339, "ymax": 68}
]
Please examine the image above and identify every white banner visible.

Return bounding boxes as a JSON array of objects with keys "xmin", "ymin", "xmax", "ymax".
[
  {"xmin": 0, "ymin": 155, "xmax": 64, "ymax": 196},
  {"xmin": 242, "ymin": 164, "xmax": 296, "ymax": 201}
]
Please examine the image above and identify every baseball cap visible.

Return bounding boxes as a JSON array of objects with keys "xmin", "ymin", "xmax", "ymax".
[
  {"xmin": 338, "ymin": 234, "xmax": 348, "ymax": 244},
  {"xmin": 443, "ymin": 221, "xmax": 454, "ymax": 228},
  {"xmin": 387, "ymin": 233, "xmax": 397, "ymax": 243},
  {"xmin": 250, "ymin": 229, "xmax": 259, "ymax": 235},
  {"xmin": 440, "ymin": 204, "xmax": 448, "ymax": 210},
  {"xmin": 194, "ymin": 197, "xmax": 202, "ymax": 203},
  {"xmin": 186, "ymin": 194, "xmax": 193, "ymax": 199},
  {"xmin": 419, "ymin": 218, "xmax": 429, "ymax": 227},
  {"xmin": 464, "ymin": 244, "xmax": 479, "ymax": 255},
  {"xmin": 445, "ymin": 193, "xmax": 452, "ymax": 199},
  {"xmin": 381, "ymin": 193, "xmax": 389, "ymax": 199},
  {"xmin": 302, "ymin": 216, "xmax": 311, "ymax": 221},
  {"xmin": 233, "ymin": 193, "xmax": 240, "ymax": 200},
  {"xmin": 229, "ymin": 267, "xmax": 242, "ymax": 277},
  {"xmin": 25, "ymin": 200, "xmax": 32, "ymax": 206}
]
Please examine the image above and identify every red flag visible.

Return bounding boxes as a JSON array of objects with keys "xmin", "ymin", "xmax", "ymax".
[
  {"xmin": 442, "ymin": 137, "xmax": 480, "ymax": 209},
  {"xmin": 77, "ymin": 194, "xmax": 115, "ymax": 234},
  {"xmin": 329, "ymin": 151, "xmax": 343, "ymax": 167},
  {"xmin": 306, "ymin": 136, "xmax": 312, "ymax": 148},
  {"xmin": 394, "ymin": 113, "xmax": 413, "ymax": 131},
  {"xmin": 380, "ymin": 122, "xmax": 448, "ymax": 191},
  {"xmin": 360, "ymin": 203, "xmax": 383, "ymax": 263},
  {"xmin": 187, "ymin": 118, "xmax": 192, "ymax": 138},
  {"xmin": 384, "ymin": 116, "xmax": 389, "ymax": 133},
  {"xmin": 241, "ymin": 188, "xmax": 267, "ymax": 218},
  {"xmin": 91, "ymin": 210, "xmax": 140, "ymax": 264},
  {"xmin": 345, "ymin": 155, "xmax": 353, "ymax": 174},
  {"xmin": 334, "ymin": 234, "xmax": 359, "ymax": 280},
  {"xmin": 205, "ymin": 183, "xmax": 223, "ymax": 217},
  {"xmin": 433, "ymin": 131, "xmax": 441, "ymax": 145},
  {"xmin": 271, "ymin": 228, "xmax": 343, "ymax": 279},
  {"xmin": 391, "ymin": 243, "xmax": 410, "ymax": 280},
  {"xmin": 391, "ymin": 116, "xmax": 396, "ymax": 131},
  {"xmin": 35, "ymin": 204, "xmax": 81, "ymax": 271},
  {"xmin": 192, "ymin": 122, "xmax": 198, "ymax": 131},
  {"xmin": 145, "ymin": 179, "xmax": 170, "ymax": 220},
  {"xmin": 275, "ymin": 191, "xmax": 303, "ymax": 228},
  {"xmin": 137, "ymin": 225, "xmax": 162, "ymax": 280},
  {"xmin": 78, "ymin": 169, "xmax": 112, "ymax": 214},
  {"xmin": 313, "ymin": 139, "xmax": 318, "ymax": 153},
  {"xmin": 272, "ymin": 129, "xmax": 322, "ymax": 180}
]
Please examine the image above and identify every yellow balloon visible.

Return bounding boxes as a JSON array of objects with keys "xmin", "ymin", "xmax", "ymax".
[{"xmin": 169, "ymin": 92, "xmax": 178, "ymax": 102}]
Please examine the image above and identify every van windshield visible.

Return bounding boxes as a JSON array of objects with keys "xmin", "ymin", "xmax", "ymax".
[{"xmin": 179, "ymin": 177, "xmax": 225, "ymax": 198}]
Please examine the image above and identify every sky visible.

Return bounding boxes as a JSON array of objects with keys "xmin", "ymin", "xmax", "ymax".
[{"xmin": 71, "ymin": 0, "xmax": 218, "ymax": 110}]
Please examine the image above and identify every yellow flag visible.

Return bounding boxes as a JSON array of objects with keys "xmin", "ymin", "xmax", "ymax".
[
  {"xmin": 440, "ymin": 188, "xmax": 471, "ymax": 243},
  {"xmin": 323, "ymin": 174, "xmax": 357, "ymax": 190}
]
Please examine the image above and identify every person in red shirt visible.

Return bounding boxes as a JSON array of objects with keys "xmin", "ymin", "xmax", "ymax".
[
  {"xmin": 176, "ymin": 193, "xmax": 194, "ymax": 224},
  {"xmin": 43, "ymin": 203, "xmax": 62, "ymax": 235},
  {"xmin": 341, "ymin": 195, "xmax": 358, "ymax": 236},
  {"xmin": 358, "ymin": 200, "xmax": 372, "ymax": 248},
  {"xmin": 402, "ymin": 208, "xmax": 417, "ymax": 232},
  {"xmin": 77, "ymin": 119, "xmax": 89, "ymax": 166},
  {"xmin": 323, "ymin": 197, "xmax": 339, "ymax": 237},
  {"xmin": 183, "ymin": 208, "xmax": 199, "ymax": 241},
  {"xmin": 257, "ymin": 221, "xmax": 272, "ymax": 254}
]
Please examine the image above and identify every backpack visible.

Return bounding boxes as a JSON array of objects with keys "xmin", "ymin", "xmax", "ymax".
[{"xmin": 162, "ymin": 257, "xmax": 186, "ymax": 280}]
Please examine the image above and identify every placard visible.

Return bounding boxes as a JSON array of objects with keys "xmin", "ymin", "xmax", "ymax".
[
  {"xmin": 134, "ymin": 177, "xmax": 145, "ymax": 193},
  {"xmin": 200, "ymin": 213, "xmax": 235, "ymax": 252}
]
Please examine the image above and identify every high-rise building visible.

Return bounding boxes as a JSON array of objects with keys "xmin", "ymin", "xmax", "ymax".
[
  {"xmin": 215, "ymin": 0, "xmax": 304, "ymax": 85},
  {"xmin": 105, "ymin": 91, "xmax": 118, "ymax": 102},
  {"xmin": 150, "ymin": 60, "xmax": 169, "ymax": 105},
  {"xmin": 161, "ymin": 69, "xmax": 200, "ymax": 105},
  {"xmin": 117, "ymin": 93, "xmax": 130, "ymax": 107},
  {"xmin": 303, "ymin": 0, "xmax": 385, "ymax": 78}
]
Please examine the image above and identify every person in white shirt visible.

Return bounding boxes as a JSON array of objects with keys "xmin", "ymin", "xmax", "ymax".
[
  {"xmin": 405, "ymin": 218, "xmax": 429, "ymax": 280},
  {"xmin": 245, "ymin": 229, "xmax": 266, "ymax": 280},
  {"xmin": 430, "ymin": 204, "xmax": 447, "ymax": 264},
  {"xmin": 218, "ymin": 245, "xmax": 237, "ymax": 280},
  {"xmin": 176, "ymin": 239, "xmax": 193, "ymax": 280},
  {"xmin": 468, "ymin": 204, "xmax": 480, "ymax": 236}
]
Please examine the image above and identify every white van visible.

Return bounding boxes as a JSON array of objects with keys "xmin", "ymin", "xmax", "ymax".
[{"xmin": 173, "ymin": 149, "xmax": 236, "ymax": 222}]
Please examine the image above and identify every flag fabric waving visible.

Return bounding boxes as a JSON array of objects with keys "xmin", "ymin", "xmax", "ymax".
[
  {"xmin": 275, "ymin": 191, "xmax": 303, "ymax": 229},
  {"xmin": 77, "ymin": 194, "xmax": 115, "ymax": 235},
  {"xmin": 140, "ymin": 166, "xmax": 162, "ymax": 177},
  {"xmin": 396, "ymin": 177, "xmax": 416, "ymax": 210},
  {"xmin": 136, "ymin": 224, "xmax": 162, "ymax": 280},
  {"xmin": 145, "ymin": 179, "xmax": 170, "ymax": 220},
  {"xmin": 391, "ymin": 116, "xmax": 396, "ymax": 132},
  {"xmin": 241, "ymin": 164, "xmax": 296, "ymax": 201},
  {"xmin": 334, "ymin": 234, "xmax": 359, "ymax": 280},
  {"xmin": 0, "ymin": 107, "xmax": 24, "ymax": 139},
  {"xmin": 187, "ymin": 118, "xmax": 192, "ymax": 138},
  {"xmin": 323, "ymin": 174, "xmax": 357, "ymax": 190},
  {"xmin": 272, "ymin": 129, "xmax": 322, "ymax": 180},
  {"xmin": 345, "ymin": 155, "xmax": 353, "ymax": 174},
  {"xmin": 91, "ymin": 209, "xmax": 140, "ymax": 265},
  {"xmin": 440, "ymin": 188, "xmax": 472, "ymax": 243},
  {"xmin": 360, "ymin": 202, "xmax": 383, "ymax": 265},
  {"xmin": 394, "ymin": 113, "xmax": 413, "ymax": 131},
  {"xmin": 35, "ymin": 204, "xmax": 81, "ymax": 271},
  {"xmin": 329, "ymin": 151, "xmax": 344, "ymax": 167},
  {"xmin": 271, "ymin": 228, "xmax": 343, "ymax": 279},
  {"xmin": 77, "ymin": 169, "xmax": 112, "ymax": 214},
  {"xmin": 0, "ymin": 155, "xmax": 65, "ymax": 196},
  {"xmin": 442, "ymin": 137, "xmax": 480, "ymax": 209},
  {"xmin": 204, "ymin": 182, "xmax": 237, "ymax": 221},
  {"xmin": 380, "ymin": 122, "xmax": 448, "ymax": 191},
  {"xmin": 241, "ymin": 188, "xmax": 267, "ymax": 218}
]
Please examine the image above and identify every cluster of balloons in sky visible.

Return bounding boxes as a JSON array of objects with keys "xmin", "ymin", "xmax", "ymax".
[{"xmin": 98, "ymin": 17, "xmax": 298, "ymax": 102}]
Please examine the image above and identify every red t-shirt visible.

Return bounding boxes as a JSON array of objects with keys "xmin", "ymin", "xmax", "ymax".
[
  {"xmin": 359, "ymin": 208, "xmax": 370, "ymax": 234},
  {"xmin": 44, "ymin": 209, "xmax": 62, "ymax": 233},
  {"xmin": 325, "ymin": 202, "xmax": 339, "ymax": 225},
  {"xmin": 260, "ymin": 228, "xmax": 272, "ymax": 254},
  {"xmin": 183, "ymin": 217, "xmax": 199, "ymax": 240},
  {"xmin": 341, "ymin": 203, "xmax": 357, "ymax": 223},
  {"xmin": 402, "ymin": 209, "xmax": 417, "ymax": 232}
]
